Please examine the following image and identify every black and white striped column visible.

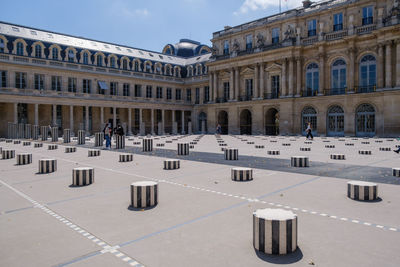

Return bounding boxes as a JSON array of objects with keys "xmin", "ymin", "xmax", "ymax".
[
  {"xmin": 23, "ymin": 141, "xmax": 31, "ymax": 146},
  {"xmin": 51, "ymin": 127, "xmax": 58, "ymax": 142},
  {"xmin": 164, "ymin": 159, "xmax": 180, "ymax": 170},
  {"xmin": 231, "ymin": 167, "xmax": 253, "ymax": 181},
  {"xmin": 34, "ymin": 143, "xmax": 43, "ymax": 148},
  {"xmin": 325, "ymin": 145, "xmax": 335, "ymax": 148},
  {"xmin": 25, "ymin": 124, "xmax": 32, "ymax": 139},
  {"xmin": 17, "ymin": 153, "xmax": 32, "ymax": 165},
  {"xmin": 13, "ymin": 140, "xmax": 21, "ymax": 144},
  {"xmin": 130, "ymin": 181, "xmax": 158, "ymax": 208},
  {"xmin": 224, "ymin": 148, "xmax": 239, "ymax": 160},
  {"xmin": 291, "ymin": 156, "xmax": 309, "ymax": 167},
  {"xmin": 143, "ymin": 138, "xmax": 153, "ymax": 152},
  {"xmin": 48, "ymin": 144, "xmax": 58, "ymax": 150},
  {"xmin": 78, "ymin": 130, "xmax": 85, "ymax": 145},
  {"xmin": 38, "ymin": 159, "xmax": 57, "ymax": 173},
  {"xmin": 177, "ymin": 143, "xmax": 189, "ymax": 155},
  {"xmin": 347, "ymin": 181, "xmax": 378, "ymax": 201},
  {"xmin": 330, "ymin": 154, "xmax": 345, "ymax": 160},
  {"xmin": 253, "ymin": 208, "xmax": 297, "ymax": 255},
  {"xmin": 255, "ymin": 145, "xmax": 265, "ymax": 149},
  {"xmin": 267, "ymin": 150, "xmax": 280, "ymax": 155},
  {"xmin": 41, "ymin": 126, "xmax": 48, "ymax": 141},
  {"xmin": 5, "ymin": 139, "xmax": 12, "ymax": 143},
  {"xmin": 94, "ymin": 132, "xmax": 104, "ymax": 147},
  {"xmin": 119, "ymin": 153, "xmax": 133, "ymax": 162},
  {"xmin": 300, "ymin": 147, "xmax": 311, "ymax": 151},
  {"xmin": 392, "ymin": 168, "xmax": 400, "ymax": 177},
  {"xmin": 32, "ymin": 125, "xmax": 39, "ymax": 140},
  {"xmin": 72, "ymin": 167, "xmax": 94, "ymax": 186},
  {"xmin": 379, "ymin": 147, "xmax": 391, "ymax": 151},
  {"xmin": 345, "ymin": 143, "xmax": 354, "ymax": 146},
  {"xmin": 2, "ymin": 149, "xmax": 15, "ymax": 159},
  {"xmin": 65, "ymin": 146, "xmax": 77, "ymax": 153},
  {"xmin": 282, "ymin": 143, "xmax": 291, "ymax": 146},
  {"xmin": 116, "ymin": 135, "xmax": 125, "ymax": 149},
  {"xmin": 88, "ymin": 149, "xmax": 101, "ymax": 157},
  {"xmin": 359, "ymin": 150, "xmax": 372, "ymax": 155},
  {"xmin": 63, "ymin": 129, "xmax": 71, "ymax": 143}
]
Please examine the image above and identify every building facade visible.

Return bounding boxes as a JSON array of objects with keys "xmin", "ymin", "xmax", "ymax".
[{"xmin": 1, "ymin": 0, "xmax": 400, "ymax": 137}]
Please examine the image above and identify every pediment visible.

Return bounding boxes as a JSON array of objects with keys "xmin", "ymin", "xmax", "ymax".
[
  {"xmin": 265, "ymin": 63, "xmax": 282, "ymax": 72},
  {"xmin": 240, "ymin": 67, "xmax": 254, "ymax": 75}
]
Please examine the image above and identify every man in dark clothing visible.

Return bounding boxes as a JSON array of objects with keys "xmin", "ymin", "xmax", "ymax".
[{"xmin": 116, "ymin": 124, "xmax": 124, "ymax": 136}]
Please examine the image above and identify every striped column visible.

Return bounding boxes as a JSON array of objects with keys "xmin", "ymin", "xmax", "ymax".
[
  {"xmin": 325, "ymin": 145, "xmax": 335, "ymax": 148},
  {"xmin": 16, "ymin": 153, "xmax": 32, "ymax": 165},
  {"xmin": 347, "ymin": 181, "xmax": 378, "ymax": 201},
  {"xmin": 116, "ymin": 135, "xmax": 125, "ymax": 149},
  {"xmin": 130, "ymin": 181, "xmax": 158, "ymax": 208},
  {"xmin": 345, "ymin": 143, "xmax": 354, "ymax": 146},
  {"xmin": 267, "ymin": 150, "xmax": 280, "ymax": 155},
  {"xmin": 38, "ymin": 159, "xmax": 57, "ymax": 173},
  {"xmin": 94, "ymin": 132, "xmax": 104, "ymax": 147},
  {"xmin": 78, "ymin": 130, "xmax": 85, "ymax": 145},
  {"xmin": 291, "ymin": 156, "xmax": 309, "ymax": 167},
  {"xmin": 25, "ymin": 124, "xmax": 32, "ymax": 139},
  {"xmin": 32, "ymin": 125, "xmax": 39, "ymax": 140},
  {"xmin": 224, "ymin": 148, "xmax": 239, "ymax": 160},
  {"xmin": 18, "ymin": 123, "xmax": 25, "ymax": 139},
  {"xmin": 65, "ymin": 147, "xmax": 77, "ymax": 153},
  {"xmin": 41, "ymin": 126, "xmax": 48, "ymax": 141},
  {"xmin": 282, "ymin": 143, "xmax": 291, "ymax": 146},
  {"xmin": 13, "ymin": 140, "xmax": 21, "ymax": 144},
  {"xmin": 5, "ymin": 139, "xmax": 12, "ymax": 143},
  {"xmin": 379, "ymin": 147, "xmax": 391, "ymax": 151},
  {"xmin": 2, "ymin": 149, "xmax": 15, "ymax": 159},
  {"xmin": 23, "ymin": 141, "xmax": 31, "ymax": 146},
  {"xmin": 177, "ymin": 143, "xmax": 189, "ymax": 155},
  {"xmin": 51, "ymin": 127, "xmax": 58, "ymax": 142},
  {"xmin": 392, "ymin": 168, "xmax": 400, "ymax": 177},
  {"xmin": 63, "ymin": 129, "xmax": 71, "ymax": 143},
  {"xmin": 330, "ymin": 154, "xmax": 345, "ymax": 160},
  {"xmin": 88, "ymin": 149, "xmax": 101, "ymax": 157},
  {"xmin": 48, "ymin": 144, "xmax": 58, "ymax": 150},
  {"xmin": 34, "ymin": 143, "xmax": 43, "ymax": 148},
  {"xmin": 255, "ymin": 145, "xmax": 265, "ymax": 149},
  {"xmin": 143, "ymin": 138, "xmax": 153, "ymax": 152},
  {"xmin": 231, "ymin": 167, "xmax": 253, "ymax": 181},
  {"xmin": 72, "ymin": 167, "xmax": 94, "ymax": 186},
  {"xmin": 300, "ymin": 147, "xmax": 311, "ymax": 151},
  {"xmin": 359, "ymin": 150, "xmax": 372, "ymax": 155},
  {"xmin": 119, "ymin": 153, "xmax": 133, "ymax": 162},
  {"xmin": 253, "ymin": 208, "xmax": 297, "ymax": 255},
  {"xmin": 247, "ymin": 141, "xmax": 255, "ymax": 144},
  {"xmin": 164, "ymin": 159, "xmax": 180, "ymax": 170}
]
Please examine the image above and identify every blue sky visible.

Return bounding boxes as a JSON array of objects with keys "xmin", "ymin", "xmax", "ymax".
[{"xmin": 0, "ymin": 0, "xmax": 303, "ymax": 52}]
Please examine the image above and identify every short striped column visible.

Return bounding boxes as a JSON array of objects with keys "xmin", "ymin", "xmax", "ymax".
[
  {"xmin": 267, "ymin": 150, "xmax": 280, "ymax": 155},
  {"xmin": 51, "ymin": 127, "xmax": 58, "ymax": 142},
  {"xmin": 325, "ymin": 145, "xmax": 335, "ymax": 148},
  {"xmin": 25, "ymin": 124, "xmax": 32, "ymax": 139},
  {"xmin": 41, "ymin": 126, "xmax": 48, "ymax": 141},
  {"xmin": 282, "ymin": 143, "xmax": 291, "ymax": 146},
  {"xmin": 65, "ymin": 146, "xmax": 77, "ymax": 153},
  {"xmin": 304, "ymin": 141, "xmax": 312, "ymax": 144},
  {"xmin": 379, "ymin": 147, "xmax": 391, "ymax": 151},
  {"xmin": 78, "ymin": 130, "xmax": 85, "ymax": 145},
  {"xmin": 347, "ymin": 181, "xmax": 378, "ymax": 201},
  {"xmin": 16, "ymin": 153, "xmax": 32, "ymax": 165},
  {"xmin": 330, "ymin": 154, "xmax": 345, "ymax": 160},
  {"xmin": 34, "ymin": 143, "xmax": 43, "ymax": 148},
  {"xmin": 23, "ymin": 141, "xmax": 31, "ymax": 146},
  {"xmin": 359, "ymin": 150, "xmax": 372, "ymax": 155},
  {"xmin": 143, "ymin": 138, "xmax": 153, "ymax": 152},
  {"xmin": 291, "ymin": 156, "xmax": 309, "ymax": 167},
  {"xmin": 2, "ymin": 149, "xmax": 15, "ymax": 159},
  {"xmin": 5, "ymin": 139, "xmax": 12, "ymax": 143},
  {"xmin": 231, "ymin": 167, "xmax": 253, "ymax": 181},
  {"xmin": 253, "ymin": 208, "xmax": 297, "ymax": 255},
  {"xmin": 247, "ymin": 141, "xmax": 255, "ymax": 144},
  {"xmin": 130, "ymin": 181, "xmax": 158, "ymax": 208},
  {"xmin": 63, "ymin": 129, "xmax": 71, "ymax": 143},
  {"xmin": 13, "ymin": 140, "xmax": 21, "ymax": 144},
  {"xmin": 300, "ymin": 147, "xmax": 311, "ymax": 151},
  {"xmin": 119, "ymin": 153, "xmax": 133, "ymax": 162},
  {"xmin": 345, "ymin": 143, "xmax": 354, "ymax": 146},
  {"xmin": 32, "ymin": 125, "xmax": 39, "ymax": 140},
  {"xmin": 72, "ymin": 167, "xmax": 94, "ymax": 186},
  {"xmin": 88, "ymin": 149, "xmax": 101, "ymax": 157},
  {"xmin": 224, "ymin": 148, "xmax": 238, "ymax": 160},
  {"xmin": 116, "ymin": 135, "xmax": 125, "ymax": 149},
  {"xmin": 177, "ymin": 143, "xmax": 189, "ymax": 155},
  {"xmin": 392, "ymin": 168, "xmax": 400, "ymax": 177},
  {"xmin": 18, "ymin": 123, "xmax": 25, "ymax": 139},
  {"xmin": 94, "ymin": 132, "xmax": 104, "ymax": 147},
  {"xmin": 255, "ymin": 145, "xmax": 264, "ymax": 149},
  {"xmin": 164, "ymin": 159, "xmax": 180, "ymax": 170},
  {"xmin": 48, "ymin": 144, "xmax": 58, "ymax": 150},
  {"xmin": 361, "ymin": 141, "xmax": 370, "ymax": 145},
  {"xmin": 38, "ymin": 159, "xmax": 57, "ymax": 173}
]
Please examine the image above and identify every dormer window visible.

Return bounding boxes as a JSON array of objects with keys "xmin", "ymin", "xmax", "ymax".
[
  {"xmin": 52, "ymin": 47, "xmax": 58, "ymax": 60},
  {"xmin": 35, "ymin": 44, "xmax": 42, "ymax": 58},
  {"xmin": 68, "ymin": 50, "xmax": 75, "ymax": 62},
  {"xmin": 134, "ymin": 61, "xmax": 139, "ymax": 71},
  {"xmin": 83, "ymin": 52, "xmax": 89, "ymax": 64},
  {"xmin": 97, "ymin": 55, "xmax": 103, "ymax": 66},
  {"xmin": 123, "ymin": 59, "xmax": 128, "ymax": 70},
  {"xmin": 110, "ymin": 57, "xmax": 115, "ymax": 68},
  {"xmin": 223, "ymin": 40, "xmax": 229, "ymax": 55},
  {"xmin": 0, "ymin": 39, "xmax": 4, "ymax": 53},
  {"xmin": 16, "ymin": 42, "xmax": 24, "ymax": 56}
]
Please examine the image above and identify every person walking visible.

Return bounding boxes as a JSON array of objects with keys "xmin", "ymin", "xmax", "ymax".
[
  {"xmin": 216, "ymin": 124, "xmax": 222, "ymax": 135},
  {"xmin": 305, "ymin": 122, "xmax": 313, "ymax": 140},
  {"xmin": 103, "ymin": 124, "xmax": 112, "ymax": 149}
]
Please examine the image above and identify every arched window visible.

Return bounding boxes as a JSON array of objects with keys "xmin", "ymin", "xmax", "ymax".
[
  {"xmin": 175, "ymin": 68, "xmax": 180, "ymax": 77},
  {"xmin": 302, "ymin": 106, "xmax": 317, "ymax": 135},
  {"xmin": 359, "ymin": 55, "xmax": 376, "ymax": 92},
  {"xmin": 123, "ymin": 59, "xmax": 128, "ymax": 70},
  {"xmin": 356, "ymin": 104, "xmax": 375, "ymax": 137},
  {"xmin": 68, "ymin": 50, "xmax": 75, "ymax": 62},
  {"xmin": 16, "ymin": 42, "xmax": 24, "ymax": 56},
  {"xmin": 156, "ymin": 65, "xmax": 161, "ymax": 74},
  {"xmin": 97, "ymin": 55, "xmax": 103, "ymax": 66},
  {"xmin": 35, "ymin": 44, "xmax": 41, "ymax": 58},
  {"xmin": 146, "ymin": 63, "xmax": 152, "ymax": 72},
  {"xmin": 165, "ymin": 48, "xmax": 171, "ymax": 55},
  {"xmin": 52, "ymin": 47, "xmax": 58, "ymax": 60},
  {"xmin": 134, "ymin": 61, "xmax": 139, "ymax": 71},
  {"xmin": 0, "ymin": 38, "xmax": 4, "ymax": 53},
  {"xmin": 331, "ymin": 59, "xmax": 346, "ymax": 94},
  {"xmin": 110, "ymin": 57, "xmax": 116, "ymax": 68},
  {"xmin": 305, "ymin": 63, "xmax": 319, "ymax": 96},
  {"xmin": 166, "ymin": 66, "xmax": 170, "ymax": 75},
  {"xmin": 83, "ymin": 52, "xmax": 89, "ymax": 64},
  {"xmin": 327, "ymin": 105, "xmax": 344, "ymax": 136}
]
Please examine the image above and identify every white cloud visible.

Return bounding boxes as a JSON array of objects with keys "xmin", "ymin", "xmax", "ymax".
[
  {"xmin": 234, "ymin": 0, "xmax": 303, "ymax": 15},
  {"xmin": 111, "ymin": 1, "xmax": 150, "ymax": 19}
]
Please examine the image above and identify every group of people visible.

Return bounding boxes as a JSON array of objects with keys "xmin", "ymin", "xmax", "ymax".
[{"xmin": 102, "ymin": 124, "xmax": 124, "ymax": 150}]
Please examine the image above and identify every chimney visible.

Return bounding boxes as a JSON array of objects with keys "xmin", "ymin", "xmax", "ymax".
[{"xmin": 303, "ymin": 0, "xmax": 312, "ymax": 8}]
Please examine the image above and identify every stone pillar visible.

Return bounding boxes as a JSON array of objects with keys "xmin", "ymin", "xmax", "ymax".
[
  {"xmin": 181, "ymin": 110, "xmax": 185, "ymax": 134},
  {"xmin": 85, "ymin": 106, "xmax": 89, "ymax": 134},
  {"xmin": 14, "ymin": 103, "xmax": 18, "ymax": 123},
  {"xmin": 281, "ymin": 59, "xmax": 287, "ymax": 97},
  {"xmin": 377, "ymin": 44, "xmax": 384, "ymax": 89},
  {"xmin": 235, "ymin": 67, "xmax": 240, "ymax": 100},
  {"xmin": 348, "ymin": 48, "xmax": 355, "ymax": 92},
  {"xmin": 385, "ymin": 42, "xmax": 392, "ymax": 88},
  {"xmin": 151, "ymin": 109, "xmax": 154, "ymax": 135},
  {"xmin": 34, "ymin": 104, "xmax": 39, "ymax": 125},
  {"xmin": 139, "ymin": 108, "xmax": 144, "ymax": 135},
  {"xmin": 113, "ymin": 107, "xmax": 117, "ymax": 129},
  {"xmin": 288, "ymin": 58, "xmax": 294, "ymax": 96},
  {"xmin": 296, "ymin": 57, "xmax": 302, "ymax": 96},
  {"xmin": 229, "ymin": 68, "xmax": 234, "ymax": 100},
  {"xmin": 397, "ymin": 40, "xmax": 400, "ymax": 87},
  {"xmin": 161, "ymin": 109, "xmax": 165, "ymax": 135},
  {"xmin": 100, "ymin": 107, "xmax": 104, "ymax": 129},
  {"xmin": 209, "ymin": 72, "xmax": 213, "ymax": 102},
  {"xmin": 213, "ymin": 72, "xmax": 218, "ymax": 101},
  {"xmin": 260, "ymin": 63, "xmax": 264, "ymax": 99},
  {"xmin": 172, "ymin": 110, "xmax": 177, "ymax": 134},
  {"xmin": 266, "ymin": 73, "xmax": 272, "ymax": 97},
  {"xmin": 52, "ymin": 104, "xmax": 57, "ymax": 126},
  {"xmin": 128, "ymin": 108, "xmax": 132, "ymax": 135},
  {"xmin": 319, "ymin": 54, "xmax": 325, "ymax": 95},
  {"xmin": 253, "ymin": 64, "xmax": 259, "ymax": 99},
  {"xmin": 70, "ymin": 105, "xmax": 74, "ymax": 134}
]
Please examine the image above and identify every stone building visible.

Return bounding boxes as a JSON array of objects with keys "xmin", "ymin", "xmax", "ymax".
[{"xmin": 1, "ymin": 0, "xmax": 400, "ymax": 137}]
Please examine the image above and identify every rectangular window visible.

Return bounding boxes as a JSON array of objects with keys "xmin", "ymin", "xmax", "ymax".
[
  {"xmin": 204, "ymin": 86, "xmax": 210, "ymax": 103},
  {"xmin": 272, "ymin": 28, "xmax": 280, "ymax": 44},
  {"xmin": 134, "ymin": 61, "xmax": 139, "ymax": 72},
  {"xmin": 271, "ymin": 75, "xmax": 280, "ymax": 98},
  {"xmin": 156, "ymin": 86, "xmax": 163, "ymax": 99},
  {"xmin": 186, "ymin": 89, "xmax": 191, "ymax": 102},
  {"xmin": 223, "ymin": 82, "xmax": 229, "ymax": 100},
  {"xmin": 15, "ymin": 72, "xmax": 26, "ymax": 89},
  {"xmin": 176, "ymin": 88, "xmax": 181, "ymax": 100},
  {"xmin": 82, "ymin": 79, "xmax": 91, "ymax": 94},
  {"xmin": 333, "ymin": 13, "xmax": 343, "ymax": 31},
  {"xmin": 134, "ymin": 84, "xmax": 142, "ymax": 97},
  {"xmin": 195, "ymin": 88, "xmax": 200, "ymax": 104},
  {"xmin": 110, "ymin": 82, "xmax": 118, "ymax": 96},
  {"xmin": 166, "ymin": 88, "xmax": 172, "ymax": 100},
  {"xmin": 123, "ymin": 83, "xmax": 130, "ymax": 96},
  {"xmin": 362, "ymin": 6, "xmax": 373, "ymax": 25},
  {"xmin": 245, "ymin": 79, "xmax": 253, "ymax": 98},
  {"xmin": 246, "ymin": 35, "xmax": 252, "ymax": 50},
  {"xmin": 223, "ymin": 40, "xmax": 229, "ymax": 55},
  {"xmin": 97, "ymin": 81, "xmax": 108, "ymax": 95},
  {"xmin": 51, "ymin": 76, "xmax": 62, "ymax": 91},
  {"xmin": 308, "ymin": 19, "xmax": 317, "ymax": 37},
  {"xmin": 146, "ymin": 85, "xmax": 152, "ymax": 98},
  {"xmin": 68, "ymin": 77, "xmax": 77, "ymax": 93},
  {"xmin": 34, "ymin": 74, "xmax": 44, "ymax": 90},
  {"xmin": 0, "ymin": 70, "xmax": 6, "ymax": 87},
  {"xmin": 0, "ymin": 39, "xmax": 4, "ymax": 53}
]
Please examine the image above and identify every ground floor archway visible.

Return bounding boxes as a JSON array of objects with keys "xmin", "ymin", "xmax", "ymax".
[
  {"xmin": 240, "ymin": 109, "xmax": 252, "ymax": 135},
  {"xmin": 265, "ymin": 108, "xmax": 279, "ymax": 135},
  {"xmin": 217, "ymin": 110, "xmax": 228, "ymax": 134}
]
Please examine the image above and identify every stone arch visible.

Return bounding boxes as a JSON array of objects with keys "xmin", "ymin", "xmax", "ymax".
[
  {"xmin": 0, "ymin": 35, "xmax": 9, "ymax": 53},
  {"xmin": 31, "ymin": 41, "xmax": 46, "ymax": 58},
  {"xmin": 217, "ymin": 110, "xmax": 229, "ymax": 134},
  {"xmin": 240, "ymin": 109, "xmax": 252, "ymax": 135},
  {"xmin": 79, "ymin": 49, "xmax": 92, "ymax": 64},
  {"xmin": 12, "ymin": 38, "xmax": 28, "ymax": 56},
  {"xmin": 49, "ymin": 44, "xmax": 62, "ymax": 61},
  {"xmin": 265, "ymin": 107, "xmax": 279, "ymax": 135}
]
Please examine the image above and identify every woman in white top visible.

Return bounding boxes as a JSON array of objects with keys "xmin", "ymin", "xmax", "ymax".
[{"xmin": 306, "ymin": 122, "xmax": 313, "ymax": 140}]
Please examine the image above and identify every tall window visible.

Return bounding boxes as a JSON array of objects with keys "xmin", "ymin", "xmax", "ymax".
[
  {"xmin": 308, "ymin": 19, "xmax": 317, "ymax": 37},
  {"xmin": 68, "ymin": 77, "xmax": 77, "ymax": 93},
  {"xmin": 0, "ymin": 70, "xmax": 6, "ymax": 87},
  {"xmin": 166, "ymin": 66, "xmax": 171, "ymax": 75},
  {"xmin": 146, "ymin": 85, "xmax": 152, "ymax": 98},
  {"xmin": 16, "ymin": 42, "xmax": 24, "ymax": 56},
  {"xmin": 52, "ymin": 47, "xmax": 58, "ymax": 60},
  {"xmin": 35, "ymin": 44, "xmax": 42, "ymax": 58},
  {"xmin": 97, "ymin": 55, "xmax": 103, "ymax": 66},
  {"xmin": 223, "ymin": 40, "xmax": 229, "ymax": 55},
  {"xmin": 123, "ymin": 83, "xmax": 130, "ymax": 96},
  {"xmin": 359, "ymin": 55, "xmax": 376, "ymax": 90},
  {"xmin": 362, "ymin": 6, "xmax": 373, "ymax": 25},
  {"xmin": 34, "ymin": 74, "xmax": 44, "ymax": 90},
  {"xmin": 204, "ymin": 86, "xmax": 210, "ymax": 103},
  {"xmin": 195, "ymin": 88, "xmax": 200, "ymax": 104},
  {"xmin": 68, "ymin": 50, "xmax": 74, "ymax": 62},
  {"xmin": 83, "ymin": 79, "xmax": 91, "ymax": 94},
  {"xmin": 0, "ymin": 38, "xmax": 4, "ymax": 53},
  {"xmin": 331, "ymin": 59, "xmax": 346, "ymax": 93},
  {"xmin": 176, "ymin": 88, "xmax": 181, "ymax": 100},
  {"xmin": 110, "ymin": 82, "xmax": 118, "ymax": 95},
  {"xmin": 223, "ymin": 82, "xmax": 229, "ymax": 100},
  {"xmin": 306, "ymin": 63, "xmax": 319, "ymax": 96},
  {"xmin": 51, "ymin": 76, "xmax": 62, "ymax": 91},
  {"xmin": 156, "ymin": 87, "xmax": 163, "ymax": 99},
  {"xmin": 271, "ymin": 75, "xmax": 280, "ymax": 98},
  {"xmin": 245, "ymin": 79, "xmax": 253, "ymax": 99},
  {"xmin": 246, "ymin": 35, "xmax": 252, "ymax": 50},
  {"xmin": 356, "ymin": 103, "xmax": 375, "ymax": 137},
  {"xmin": 146, "ymin": 64, "xmax": 152, "ymax": 72},
  {"xmin": 166, "ymin": 88, "xmax": 172, "ymax": 100},
  {"xmin": 333, "ymin": 13, "xmax": 343, "ymax": 31},
  {"xmin": 83, "ymin": 53, "xmax": 89, "ymax": 65},
  {"xmin": 186, "ymin": 89, "xmax": 192, "ymax": 102},
  {"xmin": 15, "ymin": 72, "xmax": 26, "ymax": 89},
  {"xmin": 110, "ymin": 57, "xmax": 116, "ymax": 68},
  {"xmin": 272, "ymin": 28, "xmax": 280, "ymax": 44},
  {"xmin": 134, "ymin": 84, "xmax": 141, "ymax": 97},
  {"xmin": 123, "ymin": 59, "xmax": 128, "ymax": 70},
  {"xmin": 302, "ymin": 106, "xmax": 317, "ymax": 134},
  {"xmin": 134, "ymin": 61, "xmax": 139, "ymax": 71}
]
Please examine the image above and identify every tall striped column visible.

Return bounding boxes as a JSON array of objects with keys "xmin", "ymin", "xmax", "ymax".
[
  {"xmin": 94, "ymin": 132, "xmax": 104, "ymax": 147},
  {"xmin": 2, "ymin": 149, "xmax": 15, "ymax": 159},
  {"xmin": 63, "ymin": 129, "xmax": 71, "ymax": 143},
  {"xmin": 32, "ymin": 125, "xmax": 39, "ymax": 140},
  {"xmin": 116, "ymin": 135, "xmax": 125, "ymax": 149},
  {"xmin": 51, "ymin": 127, "xmax": 58, "ymax": 142},
  {"xmin": 38, "ymin": 159, "xmax": 57, "ymax": 173},
  {"xmin": 72, "ymin": 167, "xmax": 94, "ymax": 186},
  {"xmin": 130, "ymin": 181, "xmax": 158, "ymax": 208},
  {"xmin": 143, "ymin": 138, "xmax": 153, "ymax": 152},
  {"xmin": 78, "ymin": 130, "xmax": 85, "ymax": 145},
  {"xmin": 41, "ymin": 126, "xmax": 48, "ymax": 141},
  {"xmin": 25, "ymin": 124, "xmax": 32, "ymax": 139},
  {"xmin": 18, "ymin": 123, "xmax": 25, "ymax": 139},
  {"xmin": 177, "ymin": 143, "xmax": 189, "ymax": 155}
]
